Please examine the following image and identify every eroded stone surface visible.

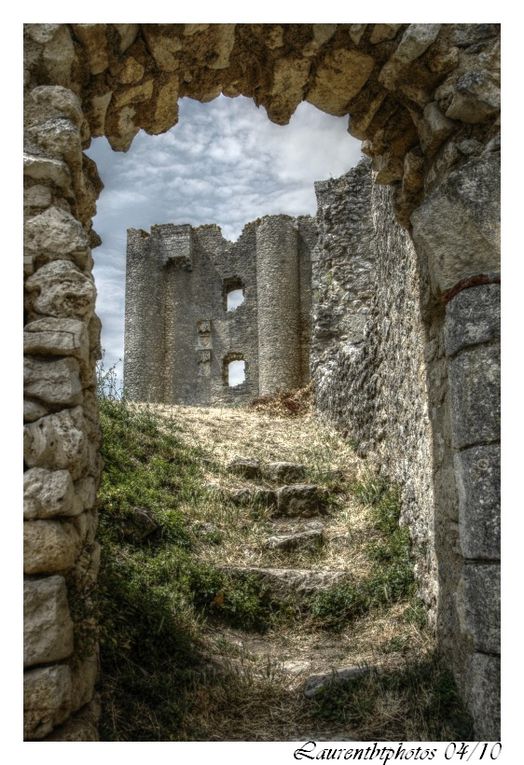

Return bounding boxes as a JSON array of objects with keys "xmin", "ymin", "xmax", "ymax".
[
  {"xmin": 276, "ymin": 484, "xmax": 329, "ymax": 517},
  {"xmin": 448, "ymin": 344, "xmax": 500, "ymax": 450},
  {"xmin": 24, "ymin": 664, "xmax": 72, "ymax": 739},
  {"xmin": 24, "ymin": 357, "xmax": 82, "ymax": 407},
  {"xmin": 24, "ymin": 575, "xmax": 74, "ymax": 666},
  {"xmin": 24, "ymin": 467, "xmax": 81, "ymax": 519},
  {"xmin": 24, "ymin": 519, "xmax": 81, "ymax": 574},
  {"xmin": 25, "ymin": 260, "xmax": 96, "ymax": 320},
  {"xmin": 457, "ymin": 563, "xmax": 500, "ymax": 654},
  {"xmin": 24, "ymin": 406, "xmax": 88, "ymax": 479},
  {"xmin": 445, "ymin": 284, "xmax": 500, "ymax": 357},
  {"xmin": 454, "ymin": 445, "xmax": 500, "ymax": 560}
]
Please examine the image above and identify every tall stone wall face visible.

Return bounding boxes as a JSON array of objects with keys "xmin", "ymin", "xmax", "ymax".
[
  {"xmin": 312, "ymin": 147, "xmax": 500, "ymax": 739},
  {"xmin": 124, "ymin": 216, "xmax": 315, "ymax": 405},
  {"xmin": 311, "ymin": 160, "xmax": 437, "ymax": 612},
  {"xmin": 24, "ymin": 84, "xmax": 102, "ymax": 739},
  {"xmin": 24, "ymin": 23, "xmax": 500, "ymax": 739}
]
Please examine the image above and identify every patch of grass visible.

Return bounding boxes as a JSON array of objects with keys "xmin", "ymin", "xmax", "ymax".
[
  {"xmin": 309, "ymin": 652, "xmax": 474, "ymax": 741},
  {"xmin": 309, "ymin": 476, "xmax": 415, "ymax": 630}
]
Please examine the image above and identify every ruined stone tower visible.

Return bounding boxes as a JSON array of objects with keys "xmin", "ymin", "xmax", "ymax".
[{"xmin": 124, "ymin": 215, "xmax": 317, "ymax": 405}]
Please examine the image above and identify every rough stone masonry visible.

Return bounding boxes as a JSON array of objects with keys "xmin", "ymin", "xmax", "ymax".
[
  {"xmin": 23, "ymin": 23, "xmax": 500, "ymax": 740},
  {"xmin": 124, "ymin": 216, "xmax": 316, "ymax": 405}
]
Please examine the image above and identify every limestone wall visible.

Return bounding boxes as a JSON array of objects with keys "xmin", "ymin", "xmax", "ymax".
[
  {"xmin": 312, "ymin": 160, "xmax": 437, "ymax": 611},
  {"xmin": 311, "ymin": 152, "xmax": 500, "ymax": 738}
]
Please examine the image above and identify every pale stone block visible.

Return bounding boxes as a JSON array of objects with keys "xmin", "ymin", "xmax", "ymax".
[
  {"xmin": 24, "ymin": 184, "xmax": 53, "ymax": 209},
  {"xmin": 24, "ymin": 467, "xmax": 81, "ymax": 519},
  {"xmin": 23, "ymin": 153, "xmax": 72, "ymax": 192},
  {"xmin": 24, "ymin": 356, "xmax": 82, "ymax": 407},
  {"xmin": 24, "ymin": 664, "xmax": 72, "ymax": 739},
  {"xmin": 24, "ymin": 317, "xmax": 89, "ymax": 361},
  {"xmin": 24, "ymin": 399, "xmax": 49, "ymax": 422},
  {"xmin": 24, "ymin": 205, "xmax": 90, "ymax": 269},
  {"xmin": 25, "ymin": 260, "xmax": 96, "ymax": 320},
  {"xmin": 24, "ymin": 406, "xmax": 88, "ymax": 480},
  {"xmin": 24, "ymin": 575, "xmax": 74, "ymax": 666},
  {"xmin": 24, "ymin": 519, "xmax": 81, "ymax": 574}
]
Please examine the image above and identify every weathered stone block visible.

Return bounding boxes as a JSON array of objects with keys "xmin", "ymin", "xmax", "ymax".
[
  {"xmin": 379, "ymin": 24, "xmax": 441, "ymax": 89},
  {"xmin": 24, "ymin": 357, "xmax": 82, "ymax": 407},
  {"xmin": 264, "ymin": 461, "xmax": 306, "ymax": 482},
  {"xmin": 24, "ymin": 467, "xmax": 81, "ymax": 519},
  {"xmin": 227, "ymin": 457, "xmax": 261, "ymax": 479},
  {"xmin": 370, "ymin": 24, "xmax": 402, "ymax": 45},
  {"xmin": 24, "ymin": 399, "xmax": 48, "ymax": 422},
  {"xmin": 113, "ymin": 24, "xmax": 139, "ymax": 54},
  {"xmin": 71, "ymin": 24, "xmax": 110, "ymax": 75},
  {"xmin": 466, "ymin": 653, "xmax": 500, "ymax": 740},
  {"xmin": 26, "ymin": 85, "xmax": 84, "ymax": 128},
  {"xmin": 307, "ymin": 48, "xmax": 375, "ymax": 116},
  {"xmin": 411, "ymin": 151, "xmax": 500, "ymax": 293},
  {"xmin": 24, "ymin": 184, "xmax": 53, "ymax": 210},
  {"xmin": 24, "ymin": 206, "xmax": 90, "ymax": 269},
  {"xmin": 457, "ymin": 563, "xmax": 500, "ymax": 654},
  {"xmin": 418, "ymin": 101, "xmax": 455, "ymax": 154},
  {"xmin": 24, "ymin": 575, "xmax": 74, "ymax": 666},
  {"xmin": 266, "ymin": 528, "xmax": 323, "ymax": 552},
  {"xmin": 268, "ymin": 55, "xmax": 311, "ymax": 124},
  {"xmin": 40, "ymin": 25, "xmax": 77, "ymax": 88},
  {"xmin": 448, "ymin": 344, "xmax": 500, "ymax": 449},
  {"xmin": 24, "ymin": 519, "xmax": 81, "ymax": 574},
  {"xmin": 446, "ymin": 70, "xmax": 500, "ymax": 124},
  {"xmin": 25, "ymin": 260, "xmax": 96, "ymax": 319},
  {"xmin": 24, "ymin": 664, "xmax": 72, "ymax": 739},
  {"xmin": 454, "ymin": 445, "xmax": 500, "ymax": 560},
  {"xmin": 74, "ymin": 476, "xmax": 97, "ymax": 511},
  {"xmin": 23, "ymin": 152, "xmax": 72, "ymax": 192},
  {"xmin": 24, "ymin": 406, "xmax": 88, "ymax": 479},
  {"xmin": 276, "ymin": 484, "xmax": 328, "ymax": 517},
  {"xmin": 24, "ymin": 317, "xmax": 89, "ymax": 361},
  {"xmin": 444, "ymin": 284, "xmax": 500, "ymax": 357}
]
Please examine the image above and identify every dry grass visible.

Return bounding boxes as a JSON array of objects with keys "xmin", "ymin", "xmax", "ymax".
[{"xmin": 99, "ymin": 399, "xmax": 472, "ymax": 741}]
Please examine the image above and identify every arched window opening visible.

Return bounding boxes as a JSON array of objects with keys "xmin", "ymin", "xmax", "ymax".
[
  {"xmin": 223, "ymin": 277, "xmax": 245, "ymax": 312},
  {"xmin": 223, "ymin": 353, "xmax": 246, "ymax": 388}
]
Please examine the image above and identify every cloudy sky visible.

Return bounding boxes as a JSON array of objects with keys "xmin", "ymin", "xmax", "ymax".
[{"xmin": 86, "ymin": 94, "xmax": 363, "ymax": 384}]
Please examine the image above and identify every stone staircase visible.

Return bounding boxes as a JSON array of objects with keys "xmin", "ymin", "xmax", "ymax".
[{"xmin": 203, "ymin": 455, "xmax": 373, "ymax": 702}]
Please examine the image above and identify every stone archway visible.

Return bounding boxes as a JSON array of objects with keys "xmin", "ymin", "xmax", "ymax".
[{"xmin": 23, "ymin": 23, "xmax": 500, "ymax": 740}]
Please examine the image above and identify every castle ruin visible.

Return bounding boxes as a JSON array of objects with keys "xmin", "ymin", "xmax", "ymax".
[
  {"xmin": 124, "ymin": 216, "xmax": 317, "ymax": 405},
  {"xmin": 23, "ymin": 23, "xmax": 500, "ymax": 741}
]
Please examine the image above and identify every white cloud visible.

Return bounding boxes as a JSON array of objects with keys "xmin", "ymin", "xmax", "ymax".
[{"xmin": 86, "ymin": 95, "xmax": 363, "ymax": 383}]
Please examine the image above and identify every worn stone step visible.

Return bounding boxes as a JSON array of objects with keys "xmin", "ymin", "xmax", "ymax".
[
  {"xmin": 224, "ymin": 484, "xmax": 329, "ymax": 518},
  {"xmin": 263, "ymin": 461, "xmax": 307, "ymax": 483},
  {"xmin": 274, "ymin": 484, "xmax": 329, "ymax": 517},
  {"xmin": 229, "ymin": 487, "xmax": 277, "ymax": 507},
  {"xmin": 265, "ymin": 528, "xmax": 324, "ymax": 552},
  {"xmin": 227, "ymin": 457, "xmax": 262, "ymax": 479},
  {"xmin": 303, "ymin": 665, "xmax": 375, "ymax": 698},
  {"xmin": 222, "ymin": 565, "xmax": 348, "ymax": 597}
]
